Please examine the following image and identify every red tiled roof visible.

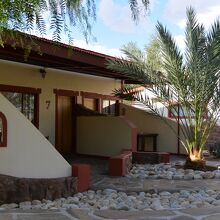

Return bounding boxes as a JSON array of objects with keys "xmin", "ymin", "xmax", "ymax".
[{"xmin": 19, "ymin": 32, "xmax": 118, "ymax": 60}]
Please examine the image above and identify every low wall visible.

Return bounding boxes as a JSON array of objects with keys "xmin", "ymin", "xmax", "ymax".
[
  {"xmin": 109, "ymin": 151, "xmax": 132, "ymax": 176},
  {"xmin": 77, "ymin": 116, "xmax": 137, "ymax": 157},
  {"xmin": 0, "ymin": 174, "xmax": 77, "ymax": 204},
  {"xmin": 120, "ymin": 104, "xmax": 186, "ymax": 154},
  {"xmin": 132, "ymin": 152, "xmax": 170, "ymax": 164}
]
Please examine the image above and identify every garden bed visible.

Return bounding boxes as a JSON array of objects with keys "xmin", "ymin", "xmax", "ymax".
[{"xmin": 127, "ymin": 163, "xmax": 219, "ymax": 180}]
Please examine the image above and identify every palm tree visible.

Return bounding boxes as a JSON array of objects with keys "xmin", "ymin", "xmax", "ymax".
[{"xmin": 108, "ymin": 7, "xmax": 220, "ymax": 164}]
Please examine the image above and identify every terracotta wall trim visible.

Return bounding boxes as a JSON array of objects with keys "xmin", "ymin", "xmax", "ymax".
[
  {"xmin": 80, "ymin": 91, "xmax": 120, "ymax": 100},
  {"xmin": 0, "ymin": 84, "xmax": 41, "ymax": 94},
  {"xmin": 53, "ymin": 89, "xmax": 79, "ymax": 97},
  {"xmin": 0, "ymin": 112, "xmax": 7, "ymax": 147}
]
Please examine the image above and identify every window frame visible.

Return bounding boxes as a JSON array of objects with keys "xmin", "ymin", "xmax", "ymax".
[
  {"xmin": 0, "ymin": 84, "xmax": 41, "ymax": 128},
  {"xmin": 81, "ymin": 91, "xmax": 120, "ymax": 116}
]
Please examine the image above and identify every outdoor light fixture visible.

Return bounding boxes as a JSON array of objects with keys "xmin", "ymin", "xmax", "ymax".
[{"xmin": 40, "ymin": 68, "xmax": 47, "ymax": 79}]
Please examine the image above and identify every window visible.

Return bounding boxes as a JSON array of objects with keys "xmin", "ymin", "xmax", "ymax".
[
  {"xmin": 0, "ymin": 85, "xmax": 41, "ymax": 127},
  {"xmin": 81, "ymin": 91, "xmax": 119, "ymax": 116},
  {"xmin": 102, "ymin": 100, "xmax": 110, "ymax": 114},
  {"xmin": 2, "ymin": 92, "xmax": 35, "ymax": 123},
  {"xmin": 102, "ymin": 99, "xmax": 117, "ymax": 115},
  {"xmin": 83, "ymin": 98, "xmax": 99, "ymax": 111},
  {"xmin": 2, "ymin": 92, "xmax": 35, "ymax": 122}
]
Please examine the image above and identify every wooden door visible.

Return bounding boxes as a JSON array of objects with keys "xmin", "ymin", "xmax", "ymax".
[{"xmin": 57, "ymin": 96, "xmax": 75, "ymax": 154}]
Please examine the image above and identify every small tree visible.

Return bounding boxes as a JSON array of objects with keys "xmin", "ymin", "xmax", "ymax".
[
  {"xmin": 0, "ymin": 0, "xmax": 97, "ymax": 44},
  {"xmin": 108, "ymin": 7, "xmax": 220, "ymax": 162},
  {"xmin": 121, "ymin": 35, "xmax": 162, "ymax": 71},
  {"xmin": 145, "ymin": 35, "xmax": 162, "ymax": 71},
  {"xmin": 0, "ymin": 0, "xmax": 150, "ymax": 45}
]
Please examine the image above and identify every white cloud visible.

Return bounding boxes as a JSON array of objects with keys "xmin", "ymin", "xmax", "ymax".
[
  {"xmin": 73, "ymin": 39, "xmax": 123, "ymax": 57},
  {"xmin": 148, "ymin": 0, "xmax": 159, "ymax": 11},
  {"xmin": 98, "ymin": 0, "xmax": 152, "ymax": 33},
  {"xmin": 174, "ymin": 35, "xmax": 185, "ymax": 52},
  {"xmin": 165, "ymin": 0, "xmax": 220, "ymax": 29}
]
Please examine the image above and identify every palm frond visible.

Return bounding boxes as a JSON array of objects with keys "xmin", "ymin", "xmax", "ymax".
[
  {"xmin": 108, "ymin": 7, "xmax": 220, "ymax": 160},
  {"xmin": 121, "ymin": 42, "xmax": 145, "ymax": 62},
  {"xmin": 107, "ymin": 58, "xmax": 152, "ymax": 85}
]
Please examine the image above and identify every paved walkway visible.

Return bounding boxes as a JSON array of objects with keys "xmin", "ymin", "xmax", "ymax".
[
  {"xmin": 92, "ymin": 177, "xmax": 220, "ymax": 193},
  {"xmin": 2, "ymin": 207, "xmax": 220, "ymax": 220}
]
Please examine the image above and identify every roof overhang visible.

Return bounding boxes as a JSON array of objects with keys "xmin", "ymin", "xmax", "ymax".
[{"xmin": 0, "ymin": 31, "xmax": 138, "ymax": 83}]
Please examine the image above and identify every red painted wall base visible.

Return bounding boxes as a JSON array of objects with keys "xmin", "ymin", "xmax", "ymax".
[
  {"xmin": 72, "ymin": 164, "xmax": 91, "ymax": 192},
  {"xmin": 109, "ymin": 152, "xmax": 132, "ymax": 176},
  {"xmin": 158, "ymin": 152, "xmax": 170, "ymax": 163}
]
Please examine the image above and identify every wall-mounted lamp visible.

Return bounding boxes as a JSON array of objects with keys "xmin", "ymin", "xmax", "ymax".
[
  {"xmin": 40, "ymin": 68, "xmax": 47, "ymax": 79},
  {"xmin": 46, "ymin": 100, "xmax": 51, "ymax": 110}
]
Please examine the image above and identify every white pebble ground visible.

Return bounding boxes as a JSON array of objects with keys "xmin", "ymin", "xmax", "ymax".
[
  {"xmin": 2, "ymin": 163, "xmax": 220, "ymax": 211},
  {"xmin": 2, "ymin": 188, "xmax": 220, "ymax": 211},
  {"xmin": 127, "ymin": 163, "xmax": 220, "ymax": 180}
]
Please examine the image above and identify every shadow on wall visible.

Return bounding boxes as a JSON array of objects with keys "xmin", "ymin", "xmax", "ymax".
[
  {"xmin": 120, "ymin": 103, "xmax": 185, "ymax": 154},
  {"xmin": 77, "ymin": 116, "xmax": 137, "ymax": 157}
]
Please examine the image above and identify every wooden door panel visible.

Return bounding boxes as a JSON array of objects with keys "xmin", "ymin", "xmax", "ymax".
[
  {"xmin": 57, "ymin": 97, "xmax": 63, "ymax": 152},
  {"xmin": 57, "ymin": 96, "xmax": 73, "ymax": 154}
]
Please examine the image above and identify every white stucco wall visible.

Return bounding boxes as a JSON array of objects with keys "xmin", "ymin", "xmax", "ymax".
[
  {"xmin": 121, "ymin": 104, "xmax": 186, "ymax": 154},
  {"xmin": 0, "ymin": 59, "xmax": 121, "ymax": 145},
  {"xmin": 77, "ymin": 116, "xmax": 133, "ymax": 157},
  {"xmin": 0, "ymin": 94, "xmax": 71, "ymax": 178}
]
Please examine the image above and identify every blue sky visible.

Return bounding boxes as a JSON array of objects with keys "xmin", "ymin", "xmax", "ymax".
[{"xmin": 36, "ymin": 0, "xmax": 220, "ymax": 57}]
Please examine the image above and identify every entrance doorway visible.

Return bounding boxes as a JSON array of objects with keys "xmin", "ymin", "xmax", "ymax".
[{"xmin": 55, "ymin": 89, "xmax": 78, "ymax": 154}]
